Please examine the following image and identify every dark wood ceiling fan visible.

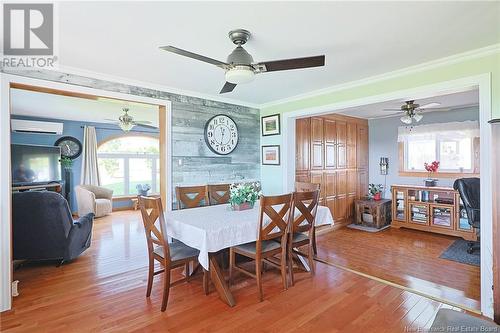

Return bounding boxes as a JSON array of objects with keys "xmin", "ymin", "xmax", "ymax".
[{"xmin": 160, "ymin": 29, "xmax": 325, "ymax": 94}]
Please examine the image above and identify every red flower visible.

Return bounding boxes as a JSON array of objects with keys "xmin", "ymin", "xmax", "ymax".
[{"xmin": 424, "ymin": 161, "xmax": 440, "ymax": 173}]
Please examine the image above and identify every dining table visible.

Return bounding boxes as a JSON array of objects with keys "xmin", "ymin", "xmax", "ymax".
[{"xmin": 164, "ymin": 202, "xmax": 334, "ymax": 306}]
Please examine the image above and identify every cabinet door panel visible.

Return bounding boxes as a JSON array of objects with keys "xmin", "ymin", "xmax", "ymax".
[
  {"xmin": 336, "ymin": 170, "xmax": 347, "ymax": 196},
  {"xmin": 325, "ymin": 172, "xmax": 336, "ymax": 197},
  {"xmin": 324, "ymin": 119, "xmax": 337, "ymax": 144},
  {"xmin": 335, "ymin": 196, "xmax": 347, "ymax": 221},
  {"xmin": 347, "ymin": 170, "xmax": 357, "ymax": 195},
  {"xmin": 337, "ymin": 144, "xmax": 346, "ymax": 169},
  {"xmin": 325, "ymin": 144, "xmax": 336, "ymax": 168},
  {"xmin": 347, "ymin": 122, "xmax": 357, "ymax": 146},
  {"xmin": 295, "ymin": 118, "xmax": 310, "ymax": 171},
  {"xmin": 337, "ymin": 121, "xmax": 347, "ymax": 146},
  {"xmin": 357, "ymin": 125, "xmax": 369, "ymax": 169},
  {"xmin": 296, "ymin": 171, "xmax": 310, "ymax": 183},
  {"xmin": 346, "ymin": 122, "xmax": 357, "ymax": 168},
  {"xmin": 357, "ymin": 169, "xmax": 368, "ymax": 199},
  {"xmin": 311, "ymin": 143, "xmax": 323, "ymax": 169},
  {"xmin": 311, "ymin": 117, "xmax": 323, "ymax": 143},
  {"xmin": 347, "ymin": 194, "xmax": 356, "ymax": 219},
  {"xmin": 310, "ymin": 172, "xmax": 324, "ymax": 203}
]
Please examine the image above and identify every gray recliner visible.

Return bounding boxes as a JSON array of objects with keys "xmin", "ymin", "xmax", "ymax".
[{"xmin": 12, "ymin": 191, "xmax": 94, "ymax": 263}]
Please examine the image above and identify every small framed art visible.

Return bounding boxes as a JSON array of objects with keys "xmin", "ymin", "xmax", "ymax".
[
  {"xmin": 262, "ymin": 145, "xmax": 280, "ymax": 165},
  {"xmin": 261, "ymin": 114, "xmax": 280, "ymax": 136}
]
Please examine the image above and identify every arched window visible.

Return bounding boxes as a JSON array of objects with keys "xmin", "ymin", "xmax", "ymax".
[{"xmin": 98, "ymin": 136, "xmax": 159, "ymax": 196}]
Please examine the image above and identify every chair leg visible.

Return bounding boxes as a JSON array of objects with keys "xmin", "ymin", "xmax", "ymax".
[
  {"xmin": 256, "ymin": 259, "xmax": 264, "ymax": 301},
  {"xmin": 161, "ymin": 268, "xmax": 171, "ymax": 312},
  {"xmin": 312, "ymin": 227, "xmax": 318, "ymax": 256},
  {"xmin": 229, "ymin": 248, "xmax": 235, "ymax": 286},
  {"xmin": 146, "ymin": 257, "xmax": 154, "ymax": 297},
  {"xmin": 288, "ymin": 243, "xmax": 295, "ymax": 287},
  {"xmin": 280, "ymin": 247, "xmax": 288, "ymax": 290},
  {"xmin": 184, "ymin": 262, "xmax": 190, "ymax": 281},
  {"xmin": 308, "ymin": 241, "xmax": 315, "ymax": 276},
  {"xmin": 203, "ymin": 269, "xmax": 209, "ymax": 295}
]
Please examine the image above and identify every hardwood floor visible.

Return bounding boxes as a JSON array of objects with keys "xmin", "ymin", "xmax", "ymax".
[
  {"xmin": 1, "ymin": 211, "xmax": 472, "ymax": 332},
  {"xmin": 316, "ymin": 226, "xmax": 481, "ymax": 311}
]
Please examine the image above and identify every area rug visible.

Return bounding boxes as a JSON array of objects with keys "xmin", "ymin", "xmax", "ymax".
[
  {"xmin": 346, "ymin": 224, "xmax": 390, "ymax": 233},
  {"xmin": 440, "ymin": 239, "xmax": 480, "ymax": 267}
]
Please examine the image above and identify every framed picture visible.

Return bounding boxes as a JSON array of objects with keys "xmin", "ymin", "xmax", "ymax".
[
  {"xmin": 261, "ymin": 114, "xmax": 280, "ymax": 136},
  {"xmin": 262, "ymin": 145, "xmax": 280, "ymax": 165}
]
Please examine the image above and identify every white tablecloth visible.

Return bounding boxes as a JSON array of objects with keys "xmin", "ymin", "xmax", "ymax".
[{"xmin": 164, "ymin": 203, "xmax": 334, "ymax": 270}]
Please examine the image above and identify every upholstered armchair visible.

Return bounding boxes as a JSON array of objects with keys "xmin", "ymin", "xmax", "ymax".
[
  {"xmin": 12, "ymin": 191, "xmax": 94, "ymax": 263},
  {"xmin": 75, "ymin": 185, "xmax": 113, "ymax": 218}
]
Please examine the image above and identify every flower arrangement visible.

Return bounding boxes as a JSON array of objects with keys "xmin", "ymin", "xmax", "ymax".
[
  {"xmin": 136, "ymin": 184, "xmax": 151, "ymax": 196},
  {"xmin": 229, "ymin": 182, "xmax": 262, "ymax": 211},
  {"xmin": 368, "ymin": 184, "xmax": 384, "ymax": 200},
  {"xmin": 424, "ymin": 160, "xmax": 440, "ymax": 187},
  {"xmin": 60, "ymin": 157, "xmax": 73, "ymax": 170}
]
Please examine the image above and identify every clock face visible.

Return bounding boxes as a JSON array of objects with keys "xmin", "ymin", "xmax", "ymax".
[
  {"xmin": 204, "ymin": 115, "xmax": 239, "ymax": 155},
  {"xmin": 55, "ymin": 136, "xmax": 82, "ymax": 159}
]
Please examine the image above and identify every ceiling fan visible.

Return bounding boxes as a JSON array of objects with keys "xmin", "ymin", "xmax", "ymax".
[
  {"xmin": 105, "ymin": 108, "xmax": 157, "ymax": 132},
  {"xmin": 383, "ymin": 101, "xmax": 442, "ymax": 124},
  {"xmin": 159, "ymin": 29, "xmax": 325, "ymax": 94}
]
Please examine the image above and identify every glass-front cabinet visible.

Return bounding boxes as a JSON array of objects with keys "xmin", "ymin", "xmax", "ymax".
[
  {"xmin": 409, "ymin": 203, "xmax": 429, "ymax": 225},
  {"xmin": 392, "ymin": 188, "xmax": 407, "ymax": 222},
  {"xmin": 430, "ymin": 204, "xmax": 454, "ymax": 229}
]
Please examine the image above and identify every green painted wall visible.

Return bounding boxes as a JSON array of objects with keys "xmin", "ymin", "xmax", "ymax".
[{"xmin": 260, "ymin": 52, "xmax": 500, "ymax": 194}]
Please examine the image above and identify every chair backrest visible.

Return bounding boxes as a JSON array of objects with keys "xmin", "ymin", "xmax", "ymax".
[
  {"xmin": 175, "ymin": 185, "xmax": 209, "ymax": 210},
  {"xmin": 208, "ymin": 184, "xmax": 230, "ymax": 205},
  {"xmin": 291, "ymin": 190, "xmax": 320, "ymax": 234},
  {"xmin": 453, "ymin": 178, "xmax": 480, "ymax": 224},
  {"xmin": 258, "ymin": 193, "xmax": 293, "ymax": 242},
  {"xmin": 138, "ymin": 196, "xmax": 170, "ymax": 264},
  {"xmin": 295, "ymin": 182, "xmax": 320, "ymax": 193}
]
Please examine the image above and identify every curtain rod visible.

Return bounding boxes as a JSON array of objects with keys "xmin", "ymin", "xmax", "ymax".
[{"xmin": 80, "ymin": 126, "xmax": 159, "ymax": 134}]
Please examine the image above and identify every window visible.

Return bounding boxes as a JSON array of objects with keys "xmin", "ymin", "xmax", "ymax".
[
  {"xmin": 98, "ymin": 136, "xmax": 160, "ymax": 196},
  {"xmin": 398, "ymin": 121, "xmax": 479, "ymax": 175}
]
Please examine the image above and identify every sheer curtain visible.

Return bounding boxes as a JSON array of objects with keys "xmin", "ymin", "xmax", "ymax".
[
  {"xmin": 81, "ymin": 126, "xmax": 101, "ymax": 185},
  {"xmin": 398, "ymin": 120, "xmax": 479, "ymax": 142}
]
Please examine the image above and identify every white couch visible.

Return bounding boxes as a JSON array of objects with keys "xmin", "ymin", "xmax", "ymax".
[{"xmin": 75, "ymin": 185, "xmax": 113, "ymax": 218}]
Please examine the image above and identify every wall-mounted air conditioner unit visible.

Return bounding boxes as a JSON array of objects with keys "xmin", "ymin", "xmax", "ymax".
[{"xmin": 11, "ymin": 119, "xmax": 64, "ymax": 135}]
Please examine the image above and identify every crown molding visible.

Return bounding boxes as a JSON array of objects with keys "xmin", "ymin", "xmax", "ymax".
[
  {"xmin": 259, "ymin": 43, "xmax": 500, "ymax": 110},
  {"xmin": 48, "ymin": 65, "xmax": 261, "ymax": 109}
]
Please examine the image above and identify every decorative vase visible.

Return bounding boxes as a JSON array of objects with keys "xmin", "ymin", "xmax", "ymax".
[
  {"xmin": 424, "ymin": 179, "xmax": 437, "ymax": 187},
  {"xmin": 373, "ymin": 193, "xmax": 382, "ymax": 201},
  {"xmin": 231, "ymin": 202, "xmax": 254, "ymax": 211}
]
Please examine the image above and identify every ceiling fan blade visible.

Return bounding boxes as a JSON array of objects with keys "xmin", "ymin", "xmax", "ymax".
[
  {"xmin": 382, "ymin": 109, "xmax": 404, "ymax": 112},
  {"xmin": 255, "ymin": 55, "xmax": 325, "ymax": 73},
  {"xmin": 133, "ymin": 123, "xmax": 158, "ymax": 130},
  {"xmin": 159, "ymin": 46, "xmax": 229, "ymax": 69},
  {"xmin": 132, "ymin": 120, "xmax": 152, "ymax": 124},
  {"xmin": 419, "ymin": 102, "xmax": 441, "ymax": 109},
  {"xmin": 104, "ymin": 118, "xmax": 119, "ymax": 122},
  {"xmin": 220, "ymin": 82, "xmax": 237, "ymax": 94}
]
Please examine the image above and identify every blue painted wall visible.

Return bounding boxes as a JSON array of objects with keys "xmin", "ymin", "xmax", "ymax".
[
  {"xmin": 368, "ymin": 106, "xmax": 479, "ymax": 198},
  {"xmin": 11, "ymin": 115, "xmax": 158, "ymax": 211}
]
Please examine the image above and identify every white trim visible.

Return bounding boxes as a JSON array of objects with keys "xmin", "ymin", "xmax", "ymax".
[
  {"xmin": 0, "ymin": 74, "xmax": 173, "ymax": 312},
  {"xmin": 261, "ymin": 44, "xmax": 500, "ymax": 109},
  {"xmin": 52, "ymin": 65, "xmax": 260, "ymax": 109},
  {"xmin": 281, "ymin": 73, "xmax": 494, "ymax": 318}
]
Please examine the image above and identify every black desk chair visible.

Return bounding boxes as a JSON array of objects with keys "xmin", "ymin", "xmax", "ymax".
[{"xmin": 453, "ymin": 178, "xmax": 480, "ymax": 254}]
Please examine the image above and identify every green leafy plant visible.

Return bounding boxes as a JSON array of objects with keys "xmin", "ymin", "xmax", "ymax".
[
  {"xmin": 61, "ymin": 157, "xmax": 73, "ymax": 169},
  {"xmin": 368, "ymin": 184, "xmax": 383, "ymax": 198},
  {"xmin": 229, "ymin": 182, "xmax": 262, "ymax": 206}
]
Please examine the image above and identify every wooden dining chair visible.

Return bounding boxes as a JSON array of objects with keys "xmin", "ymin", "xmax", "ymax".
[
  {"xmin": 287, "ymin": 190, "xmax": 320, "ymax": 286},
  {"xmin": 175, "ymin": 185, "xmax": 210, "ymax": 210},
  {"xmin": 138, "ymin": 196, "xmax": 200, "ymax": 311},
  {"xmin": 229, "ymin": 193, "xmax": 293, "ymax": 301},
  {"xmin": 294, "ymin": 182, "xmax": 321, "ymax": 255},
  {"xmin": 207, "ymin": 184, "xmax": 230, "ymax": 205}
]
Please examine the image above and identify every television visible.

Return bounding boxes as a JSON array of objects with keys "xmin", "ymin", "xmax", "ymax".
[{"xmin": 11, "ymin": 144, "xmax": 62, "ymax": 186}]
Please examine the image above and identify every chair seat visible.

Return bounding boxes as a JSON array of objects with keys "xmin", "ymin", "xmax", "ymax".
[
  {"xmin": 291, "ymin": 232, "xmax": 309, "ymax": 243},
  {"xmin": 154, "ymin": 241, "xmax": 199, "ymax": 262},
  {"xmin": 233, "ymin": 239, "xmax": 281, "ymax": 254}
]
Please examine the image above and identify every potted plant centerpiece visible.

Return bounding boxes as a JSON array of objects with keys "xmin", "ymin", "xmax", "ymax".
[
  {"xmin": 368, "ymin": 184, "xmax": 383, "ymax": 201},
  {"xmin": 136, "ymin": 184, "xmax": 151, "ymax": 196},
  {"xmin": 229, "ymin": 183, "xmax": 261, "ymax": 211},
  {"xmin": 424, "ymin": 161, "xmax": 440, "ymax": 187}
]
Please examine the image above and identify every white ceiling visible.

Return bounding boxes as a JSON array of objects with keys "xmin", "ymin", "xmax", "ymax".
[
  {"xmin": 57, "ymin": 2, "xmax": 500, "ymax": 105},
  {"xmin": 337, "ymin": 89, "xmax": 479, "ymax": 119},
  {"xmin": 10, "ymin": 88, "xmax": 159, "ymax": 125}
]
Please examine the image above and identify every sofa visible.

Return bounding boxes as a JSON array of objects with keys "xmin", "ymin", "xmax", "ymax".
[
  {"xmin": 12, "ymin": 191, "xmax": 95, "ymax": 263},
  {"xmin": 75, "ymin": 185, "xmax": 113, "ymax": 218}
]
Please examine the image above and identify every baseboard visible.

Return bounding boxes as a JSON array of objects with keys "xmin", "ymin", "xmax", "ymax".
[{"xmin": 112, "ymin": 206, "xmax": 134, "ymax": 212}]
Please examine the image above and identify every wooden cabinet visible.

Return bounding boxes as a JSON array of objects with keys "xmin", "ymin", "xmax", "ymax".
[
  {"xmin": 295, "ymin": 114, "xmax": 368, "ymax": 227},
  {"xmin": 391, "ymin": 185, "xmax": 476, "ymax": 241},
  {"xmin": 295, "ymin": 118, "xmax": 310, "ymax": 172}
]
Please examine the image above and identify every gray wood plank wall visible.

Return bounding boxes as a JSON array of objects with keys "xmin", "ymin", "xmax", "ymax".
[{"xmin": 3, "ymin": 69, "xmax": 260, "ymax": 208}]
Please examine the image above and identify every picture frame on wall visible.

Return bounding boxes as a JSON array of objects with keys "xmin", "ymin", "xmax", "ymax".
[
  {"xmin": 261, "ymin": 114, "xmax": 280, "ymax": 136},
  {"xmin": 262, "ymin": 145, "xmax": 280, "ymax": 165}
]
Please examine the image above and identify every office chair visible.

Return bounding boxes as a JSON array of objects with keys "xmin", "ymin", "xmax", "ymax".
[{"xmin": 453, "ymin": 178, "xmax": 480, "ymax": 254}]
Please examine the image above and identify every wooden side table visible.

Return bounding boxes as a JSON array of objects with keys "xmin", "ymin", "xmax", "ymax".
[{"xmin": 355, "ymin": 199, "xmax": 392, "ymax": 229}]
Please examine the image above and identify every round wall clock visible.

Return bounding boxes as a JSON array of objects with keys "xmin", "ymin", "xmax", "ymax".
[
  {"xmin": 54, "ymin": 136, "xmax": 83, "ymax": 159},
  {"xmin": 204, "ymin": 114, "xmax": 239, "ymax": 155}
]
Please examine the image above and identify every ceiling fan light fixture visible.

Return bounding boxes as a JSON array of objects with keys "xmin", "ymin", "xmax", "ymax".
[
  {"xmin": 119, "ymin": 122, "xmax": 135, "ymax": 132},
  {"xmin": 401, "ymin": 115, "xmax": 412, "ymax": 125},
  {"xmin": 413, "ymin": 113, "xmax": 423, "ymax": 122},
  {"xmin": 225, "ymin": 66, "xmax": 255, "ymax": 84}
]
